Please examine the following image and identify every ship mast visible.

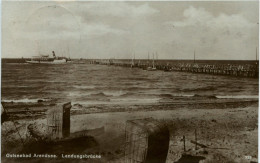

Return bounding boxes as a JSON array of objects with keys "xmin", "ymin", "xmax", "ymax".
[
  {"xmin": 256, "ymin": 47, "xmax": 258, "ymax": 61},
  {"xmin": 152, "ymin": 53, "xmax": 155, "ymax": 68},
  {"xmin": 147, "ymin": 52, "xmax": 150, "ymax": 65},
  {"xmin": 68, "ymin": 46, "xmax": 70, "ymax": 59},
  {"xmin": 134, "ymin": 51, "xmax": 135, "ymax": 65},
  {"xmin": 131, "ymin": 52, "xmax": 134, "ymax": 66},
  {"xmin": 194, "ymin": 50, "xmax": 196, "ymax": 63},
  {"xmin": 36, "ymin": 41, "xmax": 40, "ymax": 56}
]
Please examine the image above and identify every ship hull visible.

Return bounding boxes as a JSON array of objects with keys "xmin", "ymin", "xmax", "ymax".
[
  {"xmin": 26, "ymin": 59, "xmax": 67, "ymax": 64},
  {"xmin": 147, "ymin": 67, "xmax": 157, "ymax": 71}
]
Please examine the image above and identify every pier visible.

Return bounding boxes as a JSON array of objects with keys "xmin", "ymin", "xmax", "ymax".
[
  {"xmin": 87, "ymin": 59, "xmax": 259, "ymax": 78},
  {"xmin": 2, "ymin": 58, "xmax": 258, "ymax": 78}
]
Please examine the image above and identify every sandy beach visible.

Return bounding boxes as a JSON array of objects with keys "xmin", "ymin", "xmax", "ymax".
[{"xmin": 1, "ymin": 96, "xmax": 258, "ymax": 163}]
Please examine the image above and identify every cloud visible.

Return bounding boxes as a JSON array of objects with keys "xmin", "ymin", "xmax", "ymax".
[
  {"xmin": 81, "ymin": 23, "xmax": 129, "ymax": 37},
  {"xmin": 164, "ymin": 6, "xmax": 258, "ymax": 59},
  {"xmin": 8, "ymin": 4, "xmax": 129, "ymax": 41},
  {"xmin": 168, "ymin": 6, "xmax": 255, "ymax": 29},
  {"xmin": 2, "ymin": 2, "xmax": 132, "ymax": 58},
  {"xmin": 16, "ymin": 21, "xmax": 127, "ymax": 38},
  {"xmin": 2, "ymin": 2, "xmax": 258, "ymax": 59},
  {"xmin": 75, "ymin": 2, "xmax": 159, "ymax": 18}
]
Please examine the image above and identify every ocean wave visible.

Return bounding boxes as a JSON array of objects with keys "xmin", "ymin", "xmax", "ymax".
[
  {"xmin": 3, "ymin": 63, "xmax": 29, "ymax": 65},
  {"xmin": 2, "ymin": 64, "xmax": 258, "ymax": 104},
  {"xmin": 119, "ymin": 92, "xmax": 137, "ymax": 97},
  {"xmin": 67, "ymin": 91, "xmax": 125, "ymax": 98},
  {"xmin": 67, "ymin": 91, "xmax": 93, "ymax": 97},
  {"xmin": 102, "ymin": 91, "xmax": 126, "ymax": 97},
  {"xmin": 216, "ymin": 95, "xmax": 258, "ymax": 99},
  {"xmin": 181, "ymin": 94, "xmax": 194, "ymax": 97},
  {"xmin": 2, "ymin": 85, "xmax": 31, "ymax": 88},
  {"xmin": 124, "ymin": 86, "xmax": 150, "ymax": 91},
  {"xmin": 70, "ymin": 96, "xmax": 161, "ymax": 106},
  {"xmin": 193, "ymin": 94, "xmax": 217, "ymax": 99},
  {"xmin": 1, "ymin": 98, "xmax": 52, "ymax": 103},
  {"xmin": 111, "ymin": 98, "xmax": 160, "ymax": 104},
  {"xmin": 73, "ymin": 85, "xmax": 96, "ymax": 89},
  {"xmin": 121, "ymin": 93, "xmax": 195, "ymax": 98},
  {"xmin": 160, "ymin": 94, "xmax": 216, "ymax": 98},
  {"xmin": 179, "ymin": 86, "xmax": 216, "ymax": 92},
  {"xmin": 89, "ymin": 92, "xmax": 112, "ymax": 97},
  {"xmin": 159, "ymin": 94, "xmax": 174, "ymax": 98}
]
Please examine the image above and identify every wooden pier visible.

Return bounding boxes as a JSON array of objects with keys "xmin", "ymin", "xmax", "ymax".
[{"xmin": 87, "ymin": 59, "xmax": 259, "ymax": 78}]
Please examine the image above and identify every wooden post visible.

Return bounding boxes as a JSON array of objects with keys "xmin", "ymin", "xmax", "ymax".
[
  {"xmin": 47, "ymin": 107, "xmax": 63, "ymax": 140},
  {"xmin": 183, "ymin": 135, "xmax": 186, "ymax": 152},
  {"xmin": 62, "ymin": 102, "xmax": 71, "ymax": 138},
  {"xmin": 125, "ymin": 118, "xmax": 169, "ymax": 163},
  {"xmin": 47, "ymin": 102, "xmax": 71, "ymax": 140},
  {"xmin": 195, "ymin": 129, "xmax": 197, "ymax": 150}
]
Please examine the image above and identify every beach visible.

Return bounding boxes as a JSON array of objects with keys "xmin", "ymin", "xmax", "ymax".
[{"xmin": 1, "ymin": 96, "xmax": 258, "ymax": 163}]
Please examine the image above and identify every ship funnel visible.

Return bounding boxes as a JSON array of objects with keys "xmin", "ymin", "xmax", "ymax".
[{"xmin": 52, "ymin": 51, "xmax": 56, "ymax": 57}]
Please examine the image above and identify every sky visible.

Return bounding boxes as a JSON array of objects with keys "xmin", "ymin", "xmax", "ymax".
[{"xmin": 2, "ymin": 1, "xmax": 259, "ymax": 60}]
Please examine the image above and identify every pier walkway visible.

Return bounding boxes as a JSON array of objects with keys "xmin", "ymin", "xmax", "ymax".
[{"xmin": 87, "ymin": 59, "xmax": 259, "ymax": 78}]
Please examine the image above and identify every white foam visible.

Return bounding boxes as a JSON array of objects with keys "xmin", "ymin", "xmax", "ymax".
[
  {"xmin": 180, "ymin": 94, "xmax": 194, "ymax": 97},
  {"xmin": 103, "ymin": 91, "xmax": 126, "ymax": 97},
  {"xmin": 67, "ymin": 91, "xmax": 92, "ymax": 97},
  {"xmin": 73, "ymin": 85, "xmax": 96, "ymax": 89},
  {"xmin": 216, "ymin": 95, "xmax": 258, "ymax": 99},
  {"xmin": 2, "ymin": 98, "xmax": 51, "ymax": 103},
  {"xmin": 71, "ymin": 97, "xmax": 161, "ymax": 106}
]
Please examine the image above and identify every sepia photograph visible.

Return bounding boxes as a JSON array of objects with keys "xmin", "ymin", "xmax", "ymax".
[{"xmin": 1, "ymin": 0, "xmax": 259, "ymax": 163}]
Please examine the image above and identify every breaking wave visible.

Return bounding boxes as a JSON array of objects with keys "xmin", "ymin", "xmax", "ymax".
[{"xmin": 1, "ymin": 98, "xmax": 52, "ymax": 103}]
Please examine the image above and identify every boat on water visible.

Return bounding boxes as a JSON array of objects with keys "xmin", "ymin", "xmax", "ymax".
[
  {"xmin": 147, "ymin": 66, "xmax": 157, "ymax": 71},
  {"xmin": 147, "ymin": 52, "xmax": 157, "ymax": 71},
  {"xmin": 130, "ymin": 52, "xmax": 139, "ymax": 68},
  {"xmin": 26, "ymin": 51, "xmax": 70, "ymax": 64}
]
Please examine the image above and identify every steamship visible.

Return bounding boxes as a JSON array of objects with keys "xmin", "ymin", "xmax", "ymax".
[{"xmin": 26, "ymin": 51, "xmax": 70, "ymax": 64}]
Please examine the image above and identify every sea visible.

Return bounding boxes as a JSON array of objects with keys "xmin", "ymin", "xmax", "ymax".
[{"xmin": 1, "ymin": 63, "xmax": 259, "ymax": 105}]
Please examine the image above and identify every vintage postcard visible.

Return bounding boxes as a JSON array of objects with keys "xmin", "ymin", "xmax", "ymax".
[{"xmin": 1, "ymin": 1, "xmax": 259, "ymax": 163}]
